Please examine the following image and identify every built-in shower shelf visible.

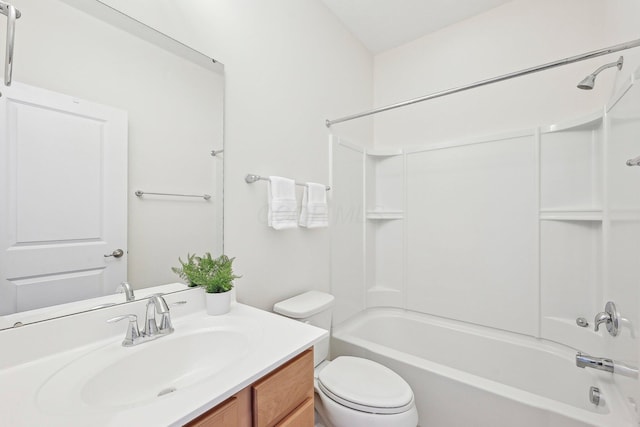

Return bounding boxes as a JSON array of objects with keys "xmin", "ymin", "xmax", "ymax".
[
  {"xmin": 539, "ymin": 209, "xmax": 602, "ymax": 221},
  {"xmin": 366, "ymin": 148, "xmax": 403, "ymax": 157},
  {"xmin": 366, "ymin": 210, "xmax": 404, "ymax": 220}
]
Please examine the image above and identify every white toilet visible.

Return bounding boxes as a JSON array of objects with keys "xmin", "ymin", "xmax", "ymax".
[{"xmin": 274, "ymin": 291, "xmax": 419, "ymax": 427}]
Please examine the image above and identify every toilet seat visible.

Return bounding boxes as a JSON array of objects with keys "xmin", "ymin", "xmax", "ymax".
[{"xmin": 317, "ymin": 356, "xmax": 414, "ymax": 415}]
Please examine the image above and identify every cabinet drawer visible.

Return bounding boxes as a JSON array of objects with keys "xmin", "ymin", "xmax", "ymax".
[
  {"xmin": 252, "ymin": 349, "xmax": 314, "ymax": 427},
  {"xmin": 184, "ymin": 387, "xmax": 251, "ymax": 427},
  {"xmin": 185, "ymin": 396, "xmax": 237, "ymax": 427},
  {"xmin": 275, "ymin": 397, "xmax": 314, "ymax": 427}
]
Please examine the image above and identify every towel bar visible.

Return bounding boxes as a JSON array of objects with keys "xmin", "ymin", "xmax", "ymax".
[
  {"xmin": 135, "ymin": 190, "xmax": 211, "ymax": 200},
  {"xmin": 245, "ymin": 174, "xmax": 330, "ymax": 190}
]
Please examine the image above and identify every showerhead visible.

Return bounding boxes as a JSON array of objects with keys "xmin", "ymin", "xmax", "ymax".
[
  {"xmin": 577, "ymin": 56, "xmax": 624, "ymax": 90},
  {"xmin": 577, "ymin": 74, "xmax": 597, "ymax": 90}
]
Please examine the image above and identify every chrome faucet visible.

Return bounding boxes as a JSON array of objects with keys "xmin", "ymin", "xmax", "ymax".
[
  {"xmin": 116, "ymin": 281, "xmax": 135, "ymax": 302},
  {"xmin": 107, "ymin": 294, "xmax": 174, "ymax": 347},
  {"xmin": 576, "ymin": 352, "xmax": 614, "ymax": 373},
  {"xmin": 576, "ymin": 352, "xmax": 639, "ymax": 378},
  {"xmin": 143, "ymin": 294, "xmax": 174, "ymax": 337}
]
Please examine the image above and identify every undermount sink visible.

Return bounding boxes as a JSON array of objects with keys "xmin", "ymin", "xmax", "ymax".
[{"xmin": 36, "ymin": 327, "xmax": 249, "ymax": 413}]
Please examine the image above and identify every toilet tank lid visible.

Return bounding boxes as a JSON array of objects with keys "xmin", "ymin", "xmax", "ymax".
[{"xmin": 273, "ymin": 291, "xmax": 334, "ymax": 318}]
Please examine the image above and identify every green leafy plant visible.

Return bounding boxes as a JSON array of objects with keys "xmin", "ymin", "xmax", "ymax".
[{"xmin": 172, "ymin": 253, "xmax": 240, "ymax": 294}]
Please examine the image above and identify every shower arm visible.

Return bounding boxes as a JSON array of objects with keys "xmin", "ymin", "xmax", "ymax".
[
  {"xmin": 589, "ymin": 57, "xmax": 624, "ymax": 77},
  {"xmin": 0, "ymin": 1, "xmax": 21, "ymax": 86},
  {"xmin": 326, "ymin": 38, "xmax": 640, "ymax": 127}
]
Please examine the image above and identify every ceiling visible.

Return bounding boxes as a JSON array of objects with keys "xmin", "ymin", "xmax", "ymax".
[{"xmin": 321, "ymin": 0, "xmax": 512, "ymax": 54}]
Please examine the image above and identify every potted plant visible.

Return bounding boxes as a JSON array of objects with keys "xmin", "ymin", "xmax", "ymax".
[{"xmin": 172, "ymin": 253, "xmax": 240, "ymax": 315}]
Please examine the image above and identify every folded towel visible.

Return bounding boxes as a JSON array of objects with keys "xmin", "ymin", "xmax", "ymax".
[
  {"xmin": 299, "ymin": 182, "xmax": 329, "ymax": 228},
  {"xmin": 268, "ymin": 176, "xmax": 298, "ymax": 230}
]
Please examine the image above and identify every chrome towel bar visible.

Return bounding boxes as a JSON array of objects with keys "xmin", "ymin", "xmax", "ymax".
[
  {"xmin": 245, "ymin": 174, "xmax": 330, "ymax": 190},
  {"xmin": 0, "ymin": 1, "xmax": 20, "ymax": 86},
  {"xmin": 135, "ymin": 190, "xmax": 211, "ymax": 200}
]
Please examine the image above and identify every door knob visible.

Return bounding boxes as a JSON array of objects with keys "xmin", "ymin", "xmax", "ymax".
[{"xmin": 104, "ymin": 249, "xmax": 124, "ymax": 258}]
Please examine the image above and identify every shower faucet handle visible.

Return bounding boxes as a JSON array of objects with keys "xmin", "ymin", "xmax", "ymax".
[{"xmin": 594, "ymin": 301, "xmax": 619, "ymax": 337}]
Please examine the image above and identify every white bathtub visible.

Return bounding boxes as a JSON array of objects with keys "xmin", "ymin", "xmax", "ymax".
[{"xmin": 331, "ymin": 308, "xmax": 636, "ymax": 427}]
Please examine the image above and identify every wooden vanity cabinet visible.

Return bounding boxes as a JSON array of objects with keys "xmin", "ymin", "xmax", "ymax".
[
  {"xmin": 185, "ymin": 388, "xmax": 251, "ymax": 427},
  {"xmin": 184, "ymin": 349, "xmax": 314, "ymax": 427}
]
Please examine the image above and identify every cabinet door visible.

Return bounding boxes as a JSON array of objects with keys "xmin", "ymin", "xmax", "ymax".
[
  {"xmin": 252, "ymin": 349, "xmax": 314, "ymax": 427},
  {"xmin": 275, "ymin": 398, "xmax": 314, "ymax": 427}
]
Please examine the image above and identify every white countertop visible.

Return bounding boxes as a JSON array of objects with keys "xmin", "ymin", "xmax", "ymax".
[{"xmin": 0, "ymin": 288, "xmax": 326, "ymax": 426}]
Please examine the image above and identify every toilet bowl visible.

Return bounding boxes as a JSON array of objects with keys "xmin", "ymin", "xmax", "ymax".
[{"xmin": 274, "ymin": 291, "xmax": 418, "ymax": 427}]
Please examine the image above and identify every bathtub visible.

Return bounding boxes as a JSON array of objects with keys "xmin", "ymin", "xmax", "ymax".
[{"xmin": 331, "ymin": 308, "xmax": 636, "ymax": 427}]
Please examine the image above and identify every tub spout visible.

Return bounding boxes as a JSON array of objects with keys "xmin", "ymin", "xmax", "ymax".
[{"xmin": 576, "ymin": 352, "xmax": 614, "ymax": 373}]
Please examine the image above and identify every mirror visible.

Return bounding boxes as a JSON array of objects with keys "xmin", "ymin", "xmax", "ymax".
[{"xmin": 0, "ymin": 0, "xmax": 224, "ymax": 328}]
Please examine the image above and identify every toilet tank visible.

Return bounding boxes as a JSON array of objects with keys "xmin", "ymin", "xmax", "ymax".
[{"xmin": 273, "ymin": 291, "xmax": 334, "ymax": 367}]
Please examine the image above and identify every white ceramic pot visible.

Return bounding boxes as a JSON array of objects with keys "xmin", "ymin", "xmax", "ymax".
[{"xmin": 205, "ymin": 290, "xmax": 231, "ymax": 315}]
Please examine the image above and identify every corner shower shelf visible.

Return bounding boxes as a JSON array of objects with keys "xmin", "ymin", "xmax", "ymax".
[
  {"xmin": 539, "ymin": 209, "xmax": 603, "ymax": 221},
  {"xmin": 366, "ymin": 148, "xmax": 403, "ymax": 157},
  {"xmin": 366, "ymin": 210, "xmax": 404, "ymax": 220}
]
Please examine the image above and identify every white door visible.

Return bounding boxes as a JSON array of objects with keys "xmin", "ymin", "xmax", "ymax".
[{"xmin": 0, "ymin": 82, "xmax": 127, "ymax": 315}]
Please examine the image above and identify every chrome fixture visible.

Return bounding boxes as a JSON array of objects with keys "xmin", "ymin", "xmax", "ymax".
[
  {"xmin": 245, "ymin": 174, "xmax": 331, "ymax": 191},
  {"xmin": 211, "ymin": 149, "xmax": 224, "ymax": 156},
  {"xmin": 626, "ymin": 155, "xmax": 640, "ymax": 167},
  {"xmin": 104, "ymin": 249, "xmax": 125, "ymax": 258},
  {"xmin": 107, "ymin": 294, "xmax": 174, "ymax": 347},
  {"xmin": 0, "ymin": 1, "xmax": 21, "ymax": 86},
  {"xmin": 107, "ymin": 314, "xmax": 141, "ymax": 347},
  {"xmin": 577, "ymin": 56, "xmax": 623, "ymax": 90},
  {"xmin": 594, "ymin": 301, "xmax": 620, "ymax": 336},
  {"xmin": 576, "ymin": 317, "xmax": 589, "ymax": 328},
  {"xmin": 135, "ymin": 190, "xmax": 211, "ymax": 200},
  {"xmin": 116, "ymin": 281, "xmax": 135, "ymax": 302},
  {"xmin": 589, "ymin": 386, "xmax": 601, "ymax": 406},
  {"xmin": 576, "ymin": 352, "xmax": 639, "ymax": 378},
  {"xmin": 326, "ymin": 39, "xmax": 640, "ymax": 127},
  {"xmin": 143, "ymin": 294, "xmax": 174, "ymax": 337},
  {"xmin": 576, "ymin": 353, "xmax": 614, "ymax": 373}
]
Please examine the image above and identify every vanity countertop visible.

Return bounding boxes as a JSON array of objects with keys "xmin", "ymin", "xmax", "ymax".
[{"xmin": 0, "ymin": 290, "xmax": 326, "ymax": 426}]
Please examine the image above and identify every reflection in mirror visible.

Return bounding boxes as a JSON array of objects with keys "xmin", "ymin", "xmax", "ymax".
[{"xmin": 0, "ymin": 0, "xmax": 224, "ymax": 328}]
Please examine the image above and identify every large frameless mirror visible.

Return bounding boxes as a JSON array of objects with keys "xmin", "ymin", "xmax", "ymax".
[{"xmin": 0, "ymin": 0, "xmax": 224, "ymax": 329}]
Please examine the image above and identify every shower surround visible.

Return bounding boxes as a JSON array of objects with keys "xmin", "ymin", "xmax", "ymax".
[{"xmin": 330, "ymin": 67, "xmax": 640, "ymax": 425}]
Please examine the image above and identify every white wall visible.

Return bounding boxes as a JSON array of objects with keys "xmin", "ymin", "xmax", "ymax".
[
  {"xmin": 373, "ymin": 0, "xmax": 640, "ymax": 147},
  {"xmin": 96, "ymin": 0, "xmax": 374, "ymax": 310}
]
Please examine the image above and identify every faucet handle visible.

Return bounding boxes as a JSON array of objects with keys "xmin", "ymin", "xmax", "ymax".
[
  {"xmin": 594, "ymin": 301, "xmax": 620, "ymax": 337},
  {"xmin": 107, "ymin": 314, "xmax": 140, "ymax": 347},
  {"xmin": 594, "ymin": 312, "xmax": 611, "ymax": 332}
]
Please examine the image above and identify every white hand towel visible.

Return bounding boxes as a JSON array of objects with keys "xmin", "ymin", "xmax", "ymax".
[
  {"xmin": 299, "ymin": 182, "xmax": 329, "ymax": 228},
  {"xmin": 268, "ymin": 176, "xmax": 298, "ymax": 230}
]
